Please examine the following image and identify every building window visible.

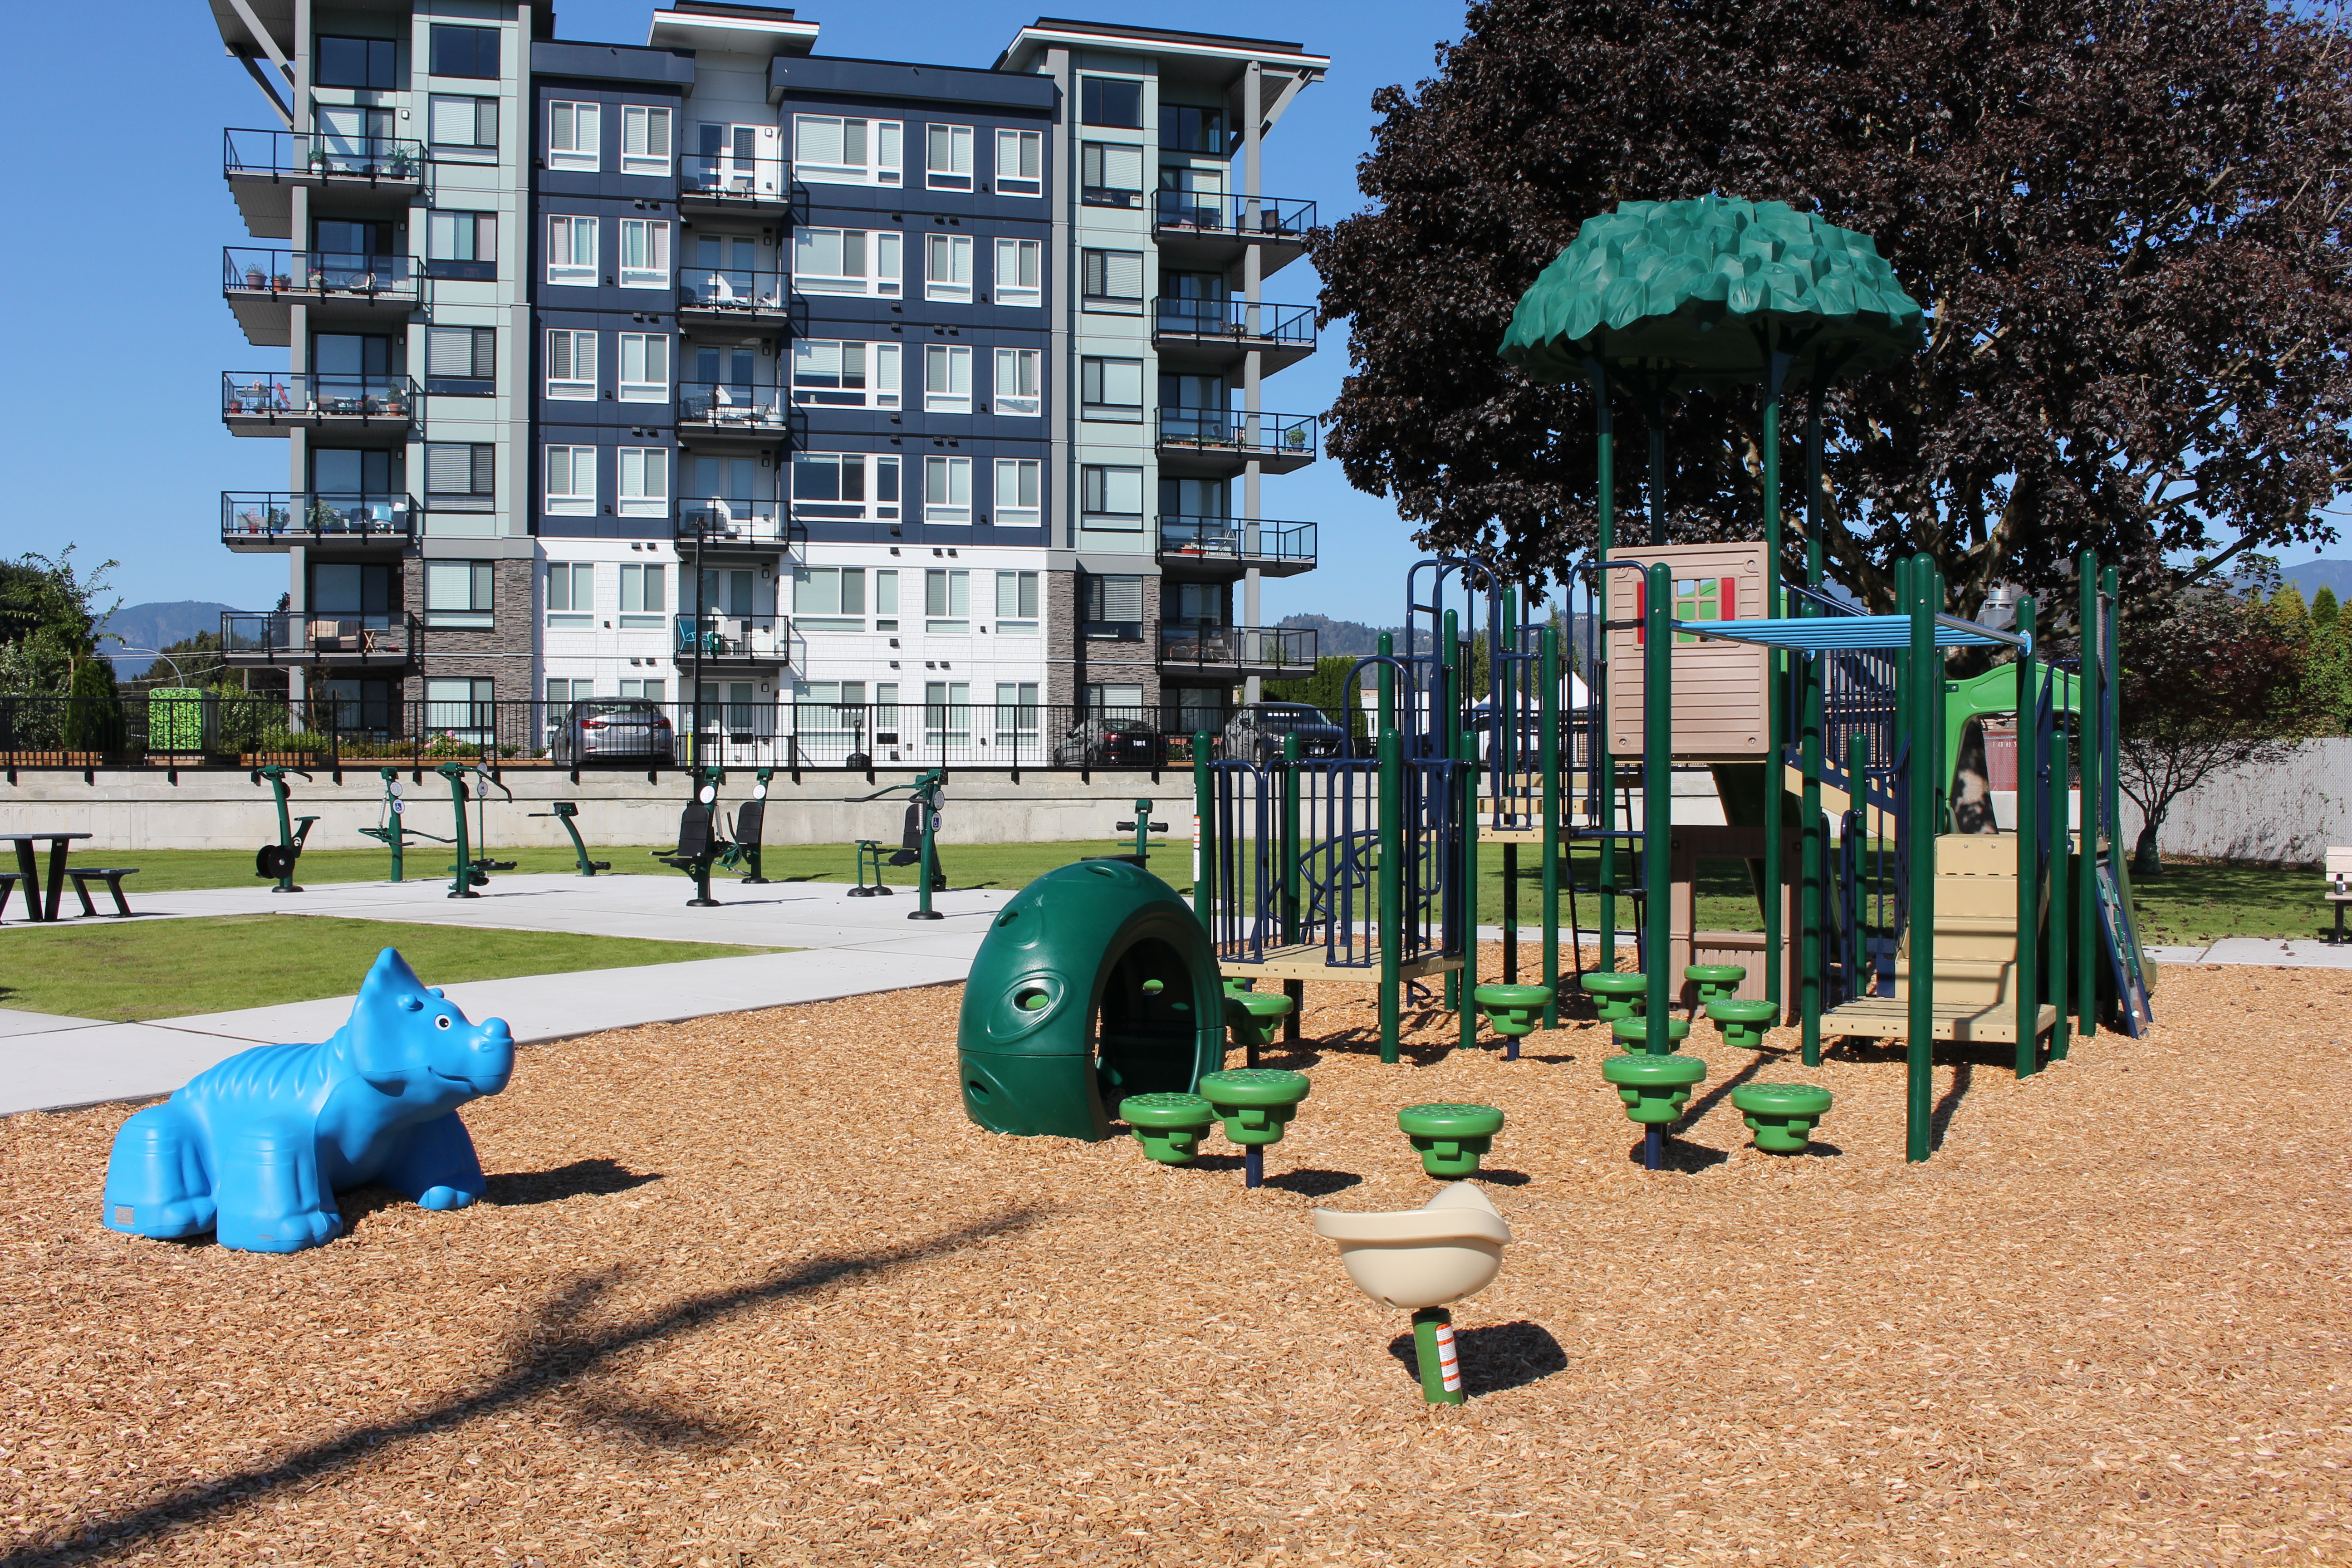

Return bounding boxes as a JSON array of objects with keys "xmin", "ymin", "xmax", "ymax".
[
  {"xmin": 994, "ymin": 682, "xmax": 1040, "ymax": 746},
  {"xmin": 924, "ymin": 233, "xmax": 973, "ymax": 303},
  {"xmin": 995, "ymin": 572, "xmax": 1040, "ymax": 634},
  {"xmin": 1082, "ymin": 574, "xmax": 1144, "ymax": 639},
  {"xmin": 996, "ymin": 128, "xmax": 1042, "ymax": 196},
  {"xmin": 547, "ymin": 215, "xmax": 596, "ymax": 286},
  {"xmin": 429, "ymin": 95, "xmax": 497, "ymax": 151},
  {"xmin": 926, "ymin": 123, "xmax": 975, "ymax": 191},
  {"xmin": 619, "ymin": 563, "xmax": 666, "ymax": 628},
  {"xmin": 994, "ymin": 238, "xmax": 1042, "ymax": 307},
  {"xmin": 618, "ymin": 332, "xmax": 669, "ymax": 402},
  {"xmin": 426, "ymin": 210, "xmax": 496, "ymax": 279},
  {"xmin": 924, "ymin": 344, "xmax": 972, "ymax": 414},
  {"xmin": 426, "ymin": 677, "xmax": 496, "ymax": 737},
  {"xmin": 426, "ymin": 443, "xmax": 495, "ymax": 511},
  {"xmin": 1082, "ymin": 248, "xmax": 1144, "ymax": 312},
  {"xmin": 791, "ymin": 452, "xmax": 900, "ymax": 520},
  {"xmin": 925, "ymin": 569, "xmax": 970, "ymax": 633},
  {"xmin": 424, "ymin": 562, "xmax": 495, "ymax": 629},
  {"xmin": 426, "ymin": 326, "xmax": 495, "ymax": 395},
  {"xmin": 429, "ymin": 24, "xmax": 499, "ymax": 79},
  {"xmin": 793, "ymin": 566, "xmax": 866, "ymax": 632},
  {"xmin": 993, "ymin": 459, "xmax": 1042, "ymax": 527},
  {"xmin": 618, "ymin": 448, "xmax": 669, "ymax": 518},
  {"xmin": 792, "ymin": 340, "xmax": 899, "ymax": 409},
  {"xmin": 793, "ymin": 114, "xmax": 901, "ymax": 186},
  {"xmin": 546, "ymin": 562, "xmax": 593, "ymax": 629},
  {"xmin": 1081, "ymin": 464, "xmax": 1144, "ymax": 530},
  {"xmin": 617, "ymin": 219, "xmax": 671, "ymax": 289},
  {"xmin": 923, "ymin": 681, "xmax": 972, "ymax": 744},
  {"xmin": 994, "ymin": 348, "xmax": 1041, "ymax": 416},
  {"xmin": 925, "ymin": 456, "xmax": 972, "ymax": 523},
  {"xmin": 1080, "ymin": 77, "xmax": 1143, "ymax": 129},
  {"xmin": 1085, "ymin": 682, "xmax": 1146, "ymax": 719},
  {"xmin": 1171, "ymin": 581, "xmax": 1225, "ymax": 625},
  {"xmin": 794, "ymin": 227, "xmax": 901, "ymax": 297},
  {"xmin": 621, "ymin": 105, "xmax": 672, "ymax": 175},
  {"xmin": 1160, "ymin": 103, "xmax": 1230, "ymax": 153},
  {"xmin": 1079, "ymin": 357, "xmax": 1144, "ymax": 422},
  {"xmin": 316, "ymin": 35, "xmax": 398, "ymax": 90},
  {"xmin": 1080, "ymin": 142, "xmax": 1145, "ymax": 207},
  {"xmin": 548, "ymin": 100, "xmax": 599, "ymax": 171},
  {"xmin": 546, "ymin": 329, "xmax": 596, "ymax": 399},
  {"xmin": 875, "ymin": 570, "xmax": 900, "ymax": 632},
  {"xmin": 544, "ymin": 445, "xmax": 596, "ymax": 515}
]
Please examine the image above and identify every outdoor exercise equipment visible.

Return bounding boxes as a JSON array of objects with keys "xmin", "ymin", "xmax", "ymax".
[
  {"xmin": 957, "ymin": 859, "xmax": 1225, "ymax": 1141},
  {"xmin": 1119, "ymin": 1093, "xmax": 1218, "ymax": 1165},
  {"xmin": 357, "ymin": 769, "xmax": 450, "ymax": 883},
  {"xmin": 434, "ymin": 761, "xmax": 515, "ymax": 898},
  {"xmin": 1398, "ymin": 1102, "xmax": 1505, "ymax": 1178},
  {"xmin": 731, "ymin": 769, "xmax": 773, "ymax": 883},
  {"xmin": 848, "ymin": 839, "xmax": 893, "ymax": 897},
  {"xmin": 1731, "ymin": 1082, "xmax": 1835, "ymax": 1153},
  {"xmin": 250, "ymin": 765, "xmax": 317, "ymax": 893},
  {"xmin": 1472, "ymin": 984, "xmax": 1551, "ymax": 1060},
  {"xmin": 1114, "ymin": 799, "xmax": 1170, "ymax": 866},
  {"xmin": 1197, "ymin": 1068, "xmax": 1311, "ymax": 1189},
  {"xmin": 101, "ymin": 948, "xmax": 514, "ymax": 1253},
  {"xmin": 528, "ymin": 801, "xmax": 610, "ymax": 877},
  {"xmin": 1311, "ymin": 1182, "xmax": 1512, "ymax": 1406},
  {"xmin": 655, "ymin": 769, "xmax": 730, "ymax": 906},
  {"xmin": 863, "ymin": 770, "xmax": 948, "ymax": 919},
  {"xmin": 1707, "ymin": 998, "xmax": 1778, "ymax": 1050}
]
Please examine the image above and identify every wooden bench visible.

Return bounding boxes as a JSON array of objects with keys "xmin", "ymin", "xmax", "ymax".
[
  {"xmin": 68, "ymin": 867, "xmax": 140, "ymax": 917},
  {"xmin": 2328, "ymin": 847, "xmax": 2351, "ymax": 946}
]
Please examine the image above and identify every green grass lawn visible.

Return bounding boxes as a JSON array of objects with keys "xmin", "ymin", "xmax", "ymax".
[
  {"xmin": 2124, "ymin": 859, "xmax": 2332, "ymax": 945},
  {"xmin": 0, "ymin": 915, "xmax": 781, "ymax": 1023}
]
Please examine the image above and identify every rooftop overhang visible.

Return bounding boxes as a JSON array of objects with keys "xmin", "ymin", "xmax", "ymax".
[
  {"xmin": 210, "ymin": 0, "xmax": 294, "ymax": 61},
  {"xmin": 648, "ymin": 3, "xmax": 818, "ymax": 56},
  {"xmin": 994, "ymin": 16, "xmax": 1326, "ymax": 116}
]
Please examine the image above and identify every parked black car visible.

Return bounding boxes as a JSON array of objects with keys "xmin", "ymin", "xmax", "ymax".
[
  {"xmin": 1223, "ymin": 701, "xmax": 1349, "ymax": 762},
  {"xmin": 1052, "ymin": 716, "xmax": 1163, "ymax": 768},
  {"xmin": 551, "ymin": 699, "xmax": 676, "ymax": 764}
]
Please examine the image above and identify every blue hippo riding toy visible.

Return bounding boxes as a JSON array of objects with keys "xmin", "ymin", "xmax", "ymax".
[{"xmin": 102, "ymin": 948, "xmax": 516, "ymax": 1253}]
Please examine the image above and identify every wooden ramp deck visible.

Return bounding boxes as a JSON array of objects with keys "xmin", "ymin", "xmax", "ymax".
[
  {"xmin": 1820, "ymin": 996, "xmax": 2059, "ymax": 1045},
  {"xmin": 1220, "ymin": 944, "xmax": 1465, "ymax": 983}
]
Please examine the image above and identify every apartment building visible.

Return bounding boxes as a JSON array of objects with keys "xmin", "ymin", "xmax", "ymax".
[{"xmin": 210, "ymin": 0, "xmax": 1324, "ymax": 758}]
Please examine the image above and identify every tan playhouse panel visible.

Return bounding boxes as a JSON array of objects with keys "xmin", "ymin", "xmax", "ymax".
[{"xmin": 1606, "ymin": 542, "xmax": 1770, "ymax": 760}]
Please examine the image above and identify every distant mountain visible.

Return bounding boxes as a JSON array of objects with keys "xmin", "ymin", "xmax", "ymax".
[
  {"xmin": 2283, "ymin": 559, "xmax": 2352, "ymax": 603},
  {"xmin": 1277, "ymin": 613, "xmax": 1404, "ymax": 657},
  {"xmin": 99, "ymin": 602, "xmax": 235, "ymax": 670}
]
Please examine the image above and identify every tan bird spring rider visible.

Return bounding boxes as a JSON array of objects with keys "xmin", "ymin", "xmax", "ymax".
[{"xmin": 1312, "ymin": 1184, "xmax": 1512, "ymax": 1404}]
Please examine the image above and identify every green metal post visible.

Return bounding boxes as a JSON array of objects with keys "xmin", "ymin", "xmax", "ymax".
[
  {"xmin": 2077, "ymin": 550, "xmax": 2100, "ymax": 1045},
  {"xmin": 1461, "ymin": 722, "xmax": 1479, "ymax": 1055},
  {"xmin": 1762, "ymin": 382, "xmax": 1785, "ymax": 1020},
  {"xmin": 1281, "ymin": 734, "xmax": 1302, "ymax": 946},
  {"xmin": 377, "ymin": 768, "xmax": 404, "ymax": 883},
  {"xmin": 1642, "ymin": 561, "xmax": 1673, "ymax": 1170},
  {"xmin": 2014, "ymin": 598, "xmax": 2040, "ymax": 1077},
  {"xmin": 910, "ymin": 771, "xmax": 941, "ymax": 920},
  {"xmin": 2101, "ymin": 562, "xmax": 2124, "ymax": 1004},
  {"xmin": 554, "ymin": 803, "xmax": 597, "ymax": 877},
  {"xmin": 1411, "ymin": 1307, "xmax": 1465, "ymax": 1405},
  {"xmin": 1441, "ymin": 608, "xmax": 1461, "ymax": 1013},
  {"xmin": 440, "ymin": 763, "xmax": 475, "ymax": 900},
  {"xmin": 1540, "ymin": 617, "xmax": 1562, "ymax": 1027},
  {"xmin": 1843, "ymin": 729, "xmax": 1868, "ymax": 1034},
  {"xmin": 2048, "ymin": 679, "xmax": 2073, "ymax": 1063},
  {"xmin": 1905, "ymin": 555, "xmax": 1936, "ymax": 1162},
  {"xmin": 1378, "ymin": 725, "xmax": 1403, "ymax": 1064},
  {"xmin": 1132, "ymin": 797, "xmax": 1153, "ymax": 862},
  {"xmin": 1377, "ymin": 630, "xmax": 1395, "ymax": 735},
  {"xmin": 1799, "ymin": 383, "xmax": 1826, "ymax": 1058},
  {"xmin": 1192, "ymin": 730, "xmax": 1214, "ymax": 936},
  {"xmin": 1588, "ymin": 360, "xmax": 1619, "ymax": 984}
]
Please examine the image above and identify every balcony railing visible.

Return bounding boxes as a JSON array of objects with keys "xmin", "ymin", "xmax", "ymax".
[
  {"xmin": 221, "ymin": 372, "xmax": 418, "ymax": 430},
  {"xmin": 677, "ymin": 382, "xmax": 789, "ymax": 431},
  {"xmin": 1152, "ymin": 191, "xmax": 1316, "ymax": 240},
  {"xmin": 1152, "ymin": 297, "xmax": 1316, "ymax": 347},
  {"xmin": 678, "ymin": 501, "xmax": 795, "ymax": 546},
  {"xmin": 1158, "ymin": 623, "xmax": 1318, "ymax": 672},
  {"xmin": 1157, "ymin": 409, "xmax": 1319, "ymax": 461},
  {"xmin": 1157, "ymin": 515, "xmax": 1318, "ymax": 567},
  {"xmin": 224, "ymin": 249, "xmax": 421, "ymax": 307},
  {"xmin": 679, "ymin": 152, "xmax": 788, "ymax": 202},
  {"xmin": 220, "ymin": 492, "xmax": 416, "ymax": 546},
  {"xmin": 224, "ymin": 127, "xmax": 425, "ymax": 183},
  {"xmin": 674, "ymin": 613, "xmax": 791, "ymax": 663},
  {"xmin": 220, "ymin": 611, "xmax": 416, "ymax": 664},
  {"xmin": 676, "ymin": 268, "xmax": 790, "ymax": 314}
]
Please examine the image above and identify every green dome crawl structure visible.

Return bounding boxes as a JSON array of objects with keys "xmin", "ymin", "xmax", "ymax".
[{"xmin": 1499, "ymin": 196, "xmax": 1924, "ymax": 390}]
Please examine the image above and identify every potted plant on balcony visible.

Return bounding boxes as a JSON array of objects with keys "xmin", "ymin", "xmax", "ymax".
[
  {"xmin": 385, "ymin": 147, "xmax": 416, "ymax": 179},
  {"xmin": 270, "ymin": 269, "xmax": 291, "ymax": 290},
  {"xmin": 244, "ymin": 262, "xmax": 266, "ymax": 289},
  {"xmin": 1283, "ymin": 424, "xmax": 1309, "ymax": 452}
]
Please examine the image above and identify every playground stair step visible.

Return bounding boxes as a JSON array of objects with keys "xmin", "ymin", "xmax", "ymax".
[{"xmin": 1820, "ymin": 995, "xmax": 2059, "ymax": 1045}]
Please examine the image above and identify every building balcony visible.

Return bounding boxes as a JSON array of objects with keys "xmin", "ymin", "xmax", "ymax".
[
  {"xmin": 223, "ymin": 128, "xmax": 423, "ymax": 240},
  {"xmin": 1155, "ymin": 408, "xmax": 1318, "ymax": 476},
  {"xmin": 674, "ymin": 613, "xmax": 791, "ymax": 669},
  {"xmin": 220, "ymin": 611, "xmax": 416, "ymax": 667},
  {"xmin": 1156, "ymin": 516, "xmax": 1318, "ymax": 579},
  {"xmin": 1158, "ymin": 623, "xmax": 1318, "ymax": 678},
  {"xmin": 220, "ymin": 492, "xmax": 416, "ymax": 553},
  {"xmin": 676, "ymin": 382, "xmax": 794, "ymax": 442},
  {"xmin": 1152, "ymin": 297, "xmax": 1317, "ymax": 374},
  {"xmin": 677, "ymin": 152, "xmax": 789, "ymax": 212},
  {"xmin": 224, "ymin": 249, "xmax": 421, "ymax": 349},
  {"xmin": 221, "ymin": 373, "xmax": 417, "ymax": 441},
  {"xmin": 676, "ymin": 268, "xmax": 793, "ymax": 326},
  {"xmin": 1152, "ymin": 191, "xmax": 1315, "ymax": 275},
  {"xmin": 678, "ymin": 500, "xmax": 799, "ymax": 551}
]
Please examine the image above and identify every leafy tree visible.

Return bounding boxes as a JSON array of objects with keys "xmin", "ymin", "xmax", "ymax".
[
  {"xmin": 2316, "ymin": 585, "xmax": 2342, "ymax": 630},
  {"xmin": 0, "ymin": 548, "xmax": 122, "ymax": 698},
  {"xmin": 1311, "ymin": 0, "xmax": 2352, "ymax": 614}
]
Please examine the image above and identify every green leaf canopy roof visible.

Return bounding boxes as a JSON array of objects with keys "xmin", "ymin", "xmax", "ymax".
[{"xmin": 1499, "ymin": 196, "xmax": 1926, "ymax": 392}]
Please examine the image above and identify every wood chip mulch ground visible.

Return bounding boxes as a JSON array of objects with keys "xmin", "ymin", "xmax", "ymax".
[{"xmin": 5, "ymin": 951, "xmax": 2351, "ymax": 1567}]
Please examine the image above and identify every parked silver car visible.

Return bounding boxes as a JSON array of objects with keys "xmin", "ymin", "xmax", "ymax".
[{"xmin": 551, "ymin": 699, "xmax": 676, "ymax": 764}]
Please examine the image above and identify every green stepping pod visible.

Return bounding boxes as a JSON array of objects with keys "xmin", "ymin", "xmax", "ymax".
[
  {"xmin": 1684, "ymin": 964, "xmax": 1747, "ymax": 1005},
  {"xmin": 1198, "ymin": 1068, "xmax": 1312, "ymax": 1147},
  {"xmin": 1472, "ymin": 984, "xmax": 1552, "ymax": 1041},
  {"xmin": 1731, "ymin": 1083, "xmax": 1835, "ymax": 1153},
  {"xmin": 1706, "ymin": 998, "xmax": 1778, "ymax": 1050},
  {"xmin": 1579, "ymin": 971, "xmax": 1648, "ymax": 1022},
  {"xmin": 1611, "ymin": 1015, "xmax": 1690, "ymax": 1054},
  {"xmin": 1601, "ymin": 1053, "xmax": 1708, "ymax": 1125},
  {"xmin": 1223, "ymin": 990, "xmax": 1295, "ymax": 1054},
  {"xmin": 1119, "ymin": 1093, "xmax": 1219, "ymax": 1165},
  {"xmin": 1397, "ymin": 1102, "xmax": 1506, "ymax": 1178}
]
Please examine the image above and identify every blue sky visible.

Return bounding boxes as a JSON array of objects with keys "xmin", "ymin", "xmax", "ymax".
[{"xmin": 0, "ymin": 0, "xmax": 1460, "ymax": 621}]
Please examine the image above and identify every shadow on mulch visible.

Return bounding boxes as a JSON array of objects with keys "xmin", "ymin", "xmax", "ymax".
[
  {"xmin": 1622, "ymin": 1135, "xmax": 1730, "ymax": 1172},
  {"xmin": 1183, "ymin": 1155, "xmax": 1362, "ymax": 1197},
  {"xmin": 1385, "ymin": 1319, "xmax": 1568, "ymax": 1398},
  {"xmin": 486, "ymin": 1158, "xmax": 666, "ymax": 1206},
  {"xmin": 1473, "ymin": 1168, "xmax": 1531, "ymax": 1186}
]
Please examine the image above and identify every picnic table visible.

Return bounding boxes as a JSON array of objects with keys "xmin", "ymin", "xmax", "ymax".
[{"xmin": 5, "ymin": 833, "xmax": 93, "ymax": 922}]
